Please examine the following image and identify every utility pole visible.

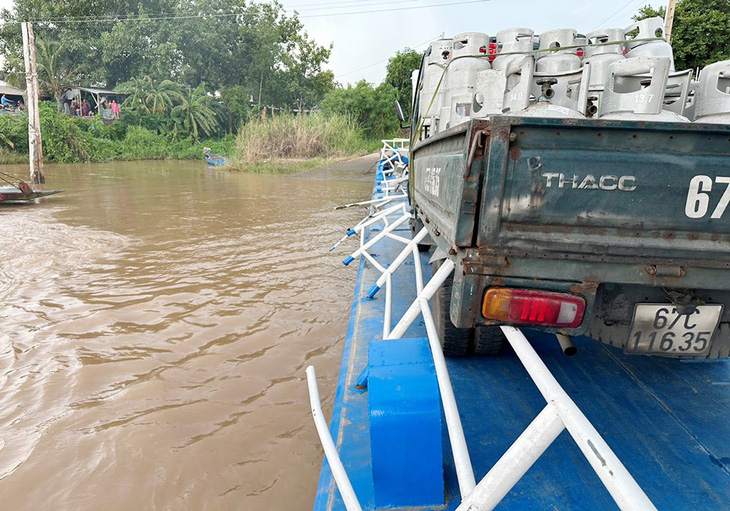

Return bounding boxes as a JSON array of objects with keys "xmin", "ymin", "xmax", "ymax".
[
  {"xmin": 21, "ymin": 21, "xmax": 44, "ymax": 185},
  {"xmin": 664, "ymin": 0, "xmax": 677, "ymax": 44}
]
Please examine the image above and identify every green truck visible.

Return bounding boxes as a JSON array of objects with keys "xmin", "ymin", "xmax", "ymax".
[{"xmin": 408, "ymin": 113, "xmax": 730, "ymax": 359}]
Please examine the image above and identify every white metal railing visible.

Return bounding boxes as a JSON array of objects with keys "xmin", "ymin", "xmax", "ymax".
[
  {"xmin": 455, "ymin": 327, "xmax": 657, "ymax": 511},
  {"xmin": 308, "ymin": 139, "xmax": 654, "ymax": 510},
  {"xmin": 306, "ymin": 366, "xmax": 362, "ymax": 511}
]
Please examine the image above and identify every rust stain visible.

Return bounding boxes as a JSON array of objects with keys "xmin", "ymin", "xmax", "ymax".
[{"xmin": 571, "ymin": 279, "xmax": 600, "ymax": 295}]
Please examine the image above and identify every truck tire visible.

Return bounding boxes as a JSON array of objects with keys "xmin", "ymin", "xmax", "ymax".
[
  {"xmin": 432, "ymin": 260, "xmax": 472, "ymax": 356},
  {"xmin": 473, "ymin": 325, "xmax": 505, "ymax": 355}
]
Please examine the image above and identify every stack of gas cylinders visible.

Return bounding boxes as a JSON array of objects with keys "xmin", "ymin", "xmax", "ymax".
[{"xmin": 414, "ymin": 17, "xmax": 730, "ymax": 138}]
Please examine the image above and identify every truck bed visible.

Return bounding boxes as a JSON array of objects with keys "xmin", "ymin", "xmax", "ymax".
[{"xmin": 414, "ymin": 116, "xmax": 730, "ymax": 267}]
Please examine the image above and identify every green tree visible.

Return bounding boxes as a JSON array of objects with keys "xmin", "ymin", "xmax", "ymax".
[
  {"xmin": 116, "ymin": 76, "xmax": 156, "ymax": 114},
  {"xmin": 320, "ymin": 80, "xmax": 400, "ymax": 139},
  {"xmin": 36, "ymin": 38, "xmax": 85, "ymax": 111},
  {"xmin": 385, "ymin": 48, "xmax": 423, "ymax": 116},
  {"xmin": 116, "ymin": 76, "xmax": 184, "ymax": 115},
  {"xmin": 171, "ymin": 84, "xmax": 220, "ymax": 141},
  {"xmin": 0, "ymin": 0, "xmax": 334, "ymax": 109},
  {"xmin": 220, "ymin": 85, "xmax": 253, "ymax": 133},
  {"xmin": 633, "ymin": 1, "xmax": 730, "ymax": 70},
  {"xmin": 632, "ymin": 5, "xmax": 665, "ymax": 21}
]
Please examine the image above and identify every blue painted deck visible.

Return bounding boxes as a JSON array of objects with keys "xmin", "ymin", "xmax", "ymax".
[{"xmin": 315, "ymin": 195, "xmax": 730, "ymax": 510}]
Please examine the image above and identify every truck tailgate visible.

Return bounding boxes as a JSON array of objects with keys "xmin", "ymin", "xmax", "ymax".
[{"xmin": 477, "ymin": 116, "xmax": 730, "ymax": 265}]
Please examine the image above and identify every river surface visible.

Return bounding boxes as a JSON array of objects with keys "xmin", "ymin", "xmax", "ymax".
[{"xmin": 0, "ymin": 158, "xmax": 374, "ymax": 510}]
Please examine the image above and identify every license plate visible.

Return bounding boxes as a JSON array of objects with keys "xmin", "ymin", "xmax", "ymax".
[{"xmin": 626, "ymin": 304, "xmax": 723, "ymax": 356}]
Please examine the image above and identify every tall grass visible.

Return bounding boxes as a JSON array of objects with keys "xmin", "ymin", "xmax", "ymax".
[{"xmin": 234, "ymin": 112, "xmax": 375, "ymax": 167}]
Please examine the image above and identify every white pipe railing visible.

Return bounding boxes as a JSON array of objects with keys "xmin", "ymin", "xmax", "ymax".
[
  {"xmin": 420, "ymin": 296, "xmax": 478, "ymax": 497},
  {"xmin": 306, "ymin": 366, "xmax": 363, "ymax": 511},
  {"xmin": 367, "ymin": 228, "xmax": 428, "ymax": 298},
  {"xmin": 380, "ymin": 257, "xmax": 478, "ymax": 499},
  {"xmin": 454, "ymin": 326, "xmax": 656, "ymax": 511},
  {"xmin": 386, "ymin": 258, "xmax": 455, "ymax": 340},
  {"xmin": 343, "ymin": 213, "xmax": 411, "ymax": 266}
]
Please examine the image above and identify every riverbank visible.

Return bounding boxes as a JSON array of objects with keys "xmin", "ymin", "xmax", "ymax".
[{"xmin": 1, "ymin": 107, "xmax": 380, "ymax": 171}]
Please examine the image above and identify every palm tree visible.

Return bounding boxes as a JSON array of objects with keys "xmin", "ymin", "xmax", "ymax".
[
  {"xmin": 0, "ymin": 131, "xmax": 14, "ymax": 150},
  {"xmin": 36, "ymin": 39, "xmax": 84, "ymax": 112},
  {"xmin": 116, "ymin": 76, "xmax": 184, "ymax": 115},
  {"xmin": 146, "ymin": 79, "xmax": 184, "ymax": 115},
  {"xmin": 171, "ymin": 84, "xmax": 219, "ymax": 141},
  {"xmin": 116, "ymin": 76, "xmax": 155, "ymax": 114}
]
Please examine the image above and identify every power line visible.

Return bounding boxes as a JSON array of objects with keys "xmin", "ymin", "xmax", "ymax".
[
  {"xmin": 19, "ymin": 0, "xmax": 488, "ymax": 24},
  {"xmin": 291, "ymin": 0, "xmax": 429, "ymax": 13},
  {"xmin": 335, "ymin": 33, "xmax": 440, "ymax": 80},
  {"xmin": 284, "ymin": 0, "xmax": 408, "ymax": 9},
  {"xmin": 299, "ymin": 0, "xmax": 489, "ymax": 18},
  {"xmin": 589, "ymin": 0, "xmax": 644, "ymax": 31}
]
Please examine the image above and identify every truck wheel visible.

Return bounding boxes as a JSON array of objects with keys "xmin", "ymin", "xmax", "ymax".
[
  {"xmin": 473, "ymin": 325, "xmax": 505, "ymax": 355},
  {"xmin": 432, "ymin": 260, "xmax": 472, "ymax": 356}
]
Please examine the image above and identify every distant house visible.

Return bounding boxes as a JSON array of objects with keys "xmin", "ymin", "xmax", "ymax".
[
  {"xmin": 0, "ymin": 81, "xmax": 26, "ymax": 113},
  {"xmin": 63, "ymin": 86, "xmax": 127, "ymax": 121}
]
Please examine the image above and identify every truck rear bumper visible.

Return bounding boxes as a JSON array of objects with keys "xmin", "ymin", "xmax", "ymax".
[{"xmin": 451, "ymin": 251, "xmax": 730, "ymax": 348}]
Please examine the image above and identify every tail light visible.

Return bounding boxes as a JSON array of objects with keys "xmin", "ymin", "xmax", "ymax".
[{"xmin": 483, "ymin": 288, "xmax": 585, "ymax": 329}]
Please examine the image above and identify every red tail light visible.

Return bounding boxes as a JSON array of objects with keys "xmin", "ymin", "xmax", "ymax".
[{"xmin": 483, "ymin": 289, "xmax": 585, "ymax": 329}]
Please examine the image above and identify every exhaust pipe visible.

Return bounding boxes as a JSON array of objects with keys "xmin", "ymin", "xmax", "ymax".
[{"xmin": 556, "ymin": 334, "xmax": 577, "ymax": 356}]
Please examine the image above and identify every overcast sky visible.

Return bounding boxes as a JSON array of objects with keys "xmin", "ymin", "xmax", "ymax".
[{"xmin": 0, "ymin": 0, "xmax": 666, "ymax": 85}]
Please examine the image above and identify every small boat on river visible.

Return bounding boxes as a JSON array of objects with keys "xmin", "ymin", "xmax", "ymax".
[
  {"xmin": 0, "ymin": 179, "xmax": 63, "ymax": 204},
  {"xmin": 203, "ymin": 147, "xmax": 226, "ymax": 167}
]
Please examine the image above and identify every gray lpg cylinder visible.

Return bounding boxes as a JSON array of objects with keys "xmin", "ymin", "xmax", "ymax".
[
  {"xmin": 694, "ymin": 60, "xmax": 730, "ymax": 124},
  {"xmin": 419, "ymin": 39, "xmax": 453, "ymax": 133},
  {"xmin": 624, "ymin": 17, "xmax": 674, "ymax": 70},
  {"xmin": 440, "ymin": 32, "xmax": 491, "ymax": 130},
  {"xmin": 493, "ymin": 28, "xmax": 534, "ymax": 71},
  {"xmin": 536, "ymin": 29, "xmax": 582, "ymax": 74},
  {"xmin": 584, "ymin": 29, "xmax": 625, "ymax": 90},
  {"xmin": 600, "ymin": 57, "xmax": 688, "ymax": 122},
  {"xmin": 512, "ymin": 101, "xmax": 585, "ymax": 119}
]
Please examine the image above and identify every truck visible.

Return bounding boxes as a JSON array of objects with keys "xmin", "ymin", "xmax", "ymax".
[{"xmin": 402, "ymin": 27, "xmax": 730, "ymax": 359}]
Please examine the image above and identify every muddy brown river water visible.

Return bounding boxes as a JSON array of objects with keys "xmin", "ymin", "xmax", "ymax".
[{"xmin": 0, "ymin": 158, "xmax": 375, "ymax": 510}]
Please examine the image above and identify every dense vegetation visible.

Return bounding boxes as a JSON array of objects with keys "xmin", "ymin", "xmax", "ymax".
[
  {"xmin": 633, "ymin": 0, "xmax": 730, "ymax": 70},
  {"xmin": 233, "ymin": 113, "xmax": 373, "ymax": 172},
  {"xmin": 0, "ymin": 0, "xmax": 428, "ymax": 166},
  {"xmin": 0, "ymin": 0, "xmax": 333, "ymax": 113},
  {"xmin": 0, "ymin": 102, "xmax": 233, "ymax": 164}
]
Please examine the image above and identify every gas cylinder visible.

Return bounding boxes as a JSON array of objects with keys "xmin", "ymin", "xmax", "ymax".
[
  {"xmin": 439, "ymin": 32, "xmax": 491, "ymax": 130},
  {"xmin": 492, "ymin": 28, "xmax": 534, "ymax": 71},
  {"xmin": 624, "ymin": 16, "xmax": 674, "ymax": 71},
  {"xmin": 600, "ymin": 57, "xmax": 689, "ymax": 122},
  {"xmin": 535, "ymin": 29, "xmax": 582, "ymax": 74},
  {"xmin": 693, "ymin": 60, "xmax": 730, "ymax": 124},
  {"xmin": 419, "ymin": 38, "xmax": 453, "ymax": 134},
  {"xmin": 584, "ymin": 28, "xmax": 625, "ymax": 90}
]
